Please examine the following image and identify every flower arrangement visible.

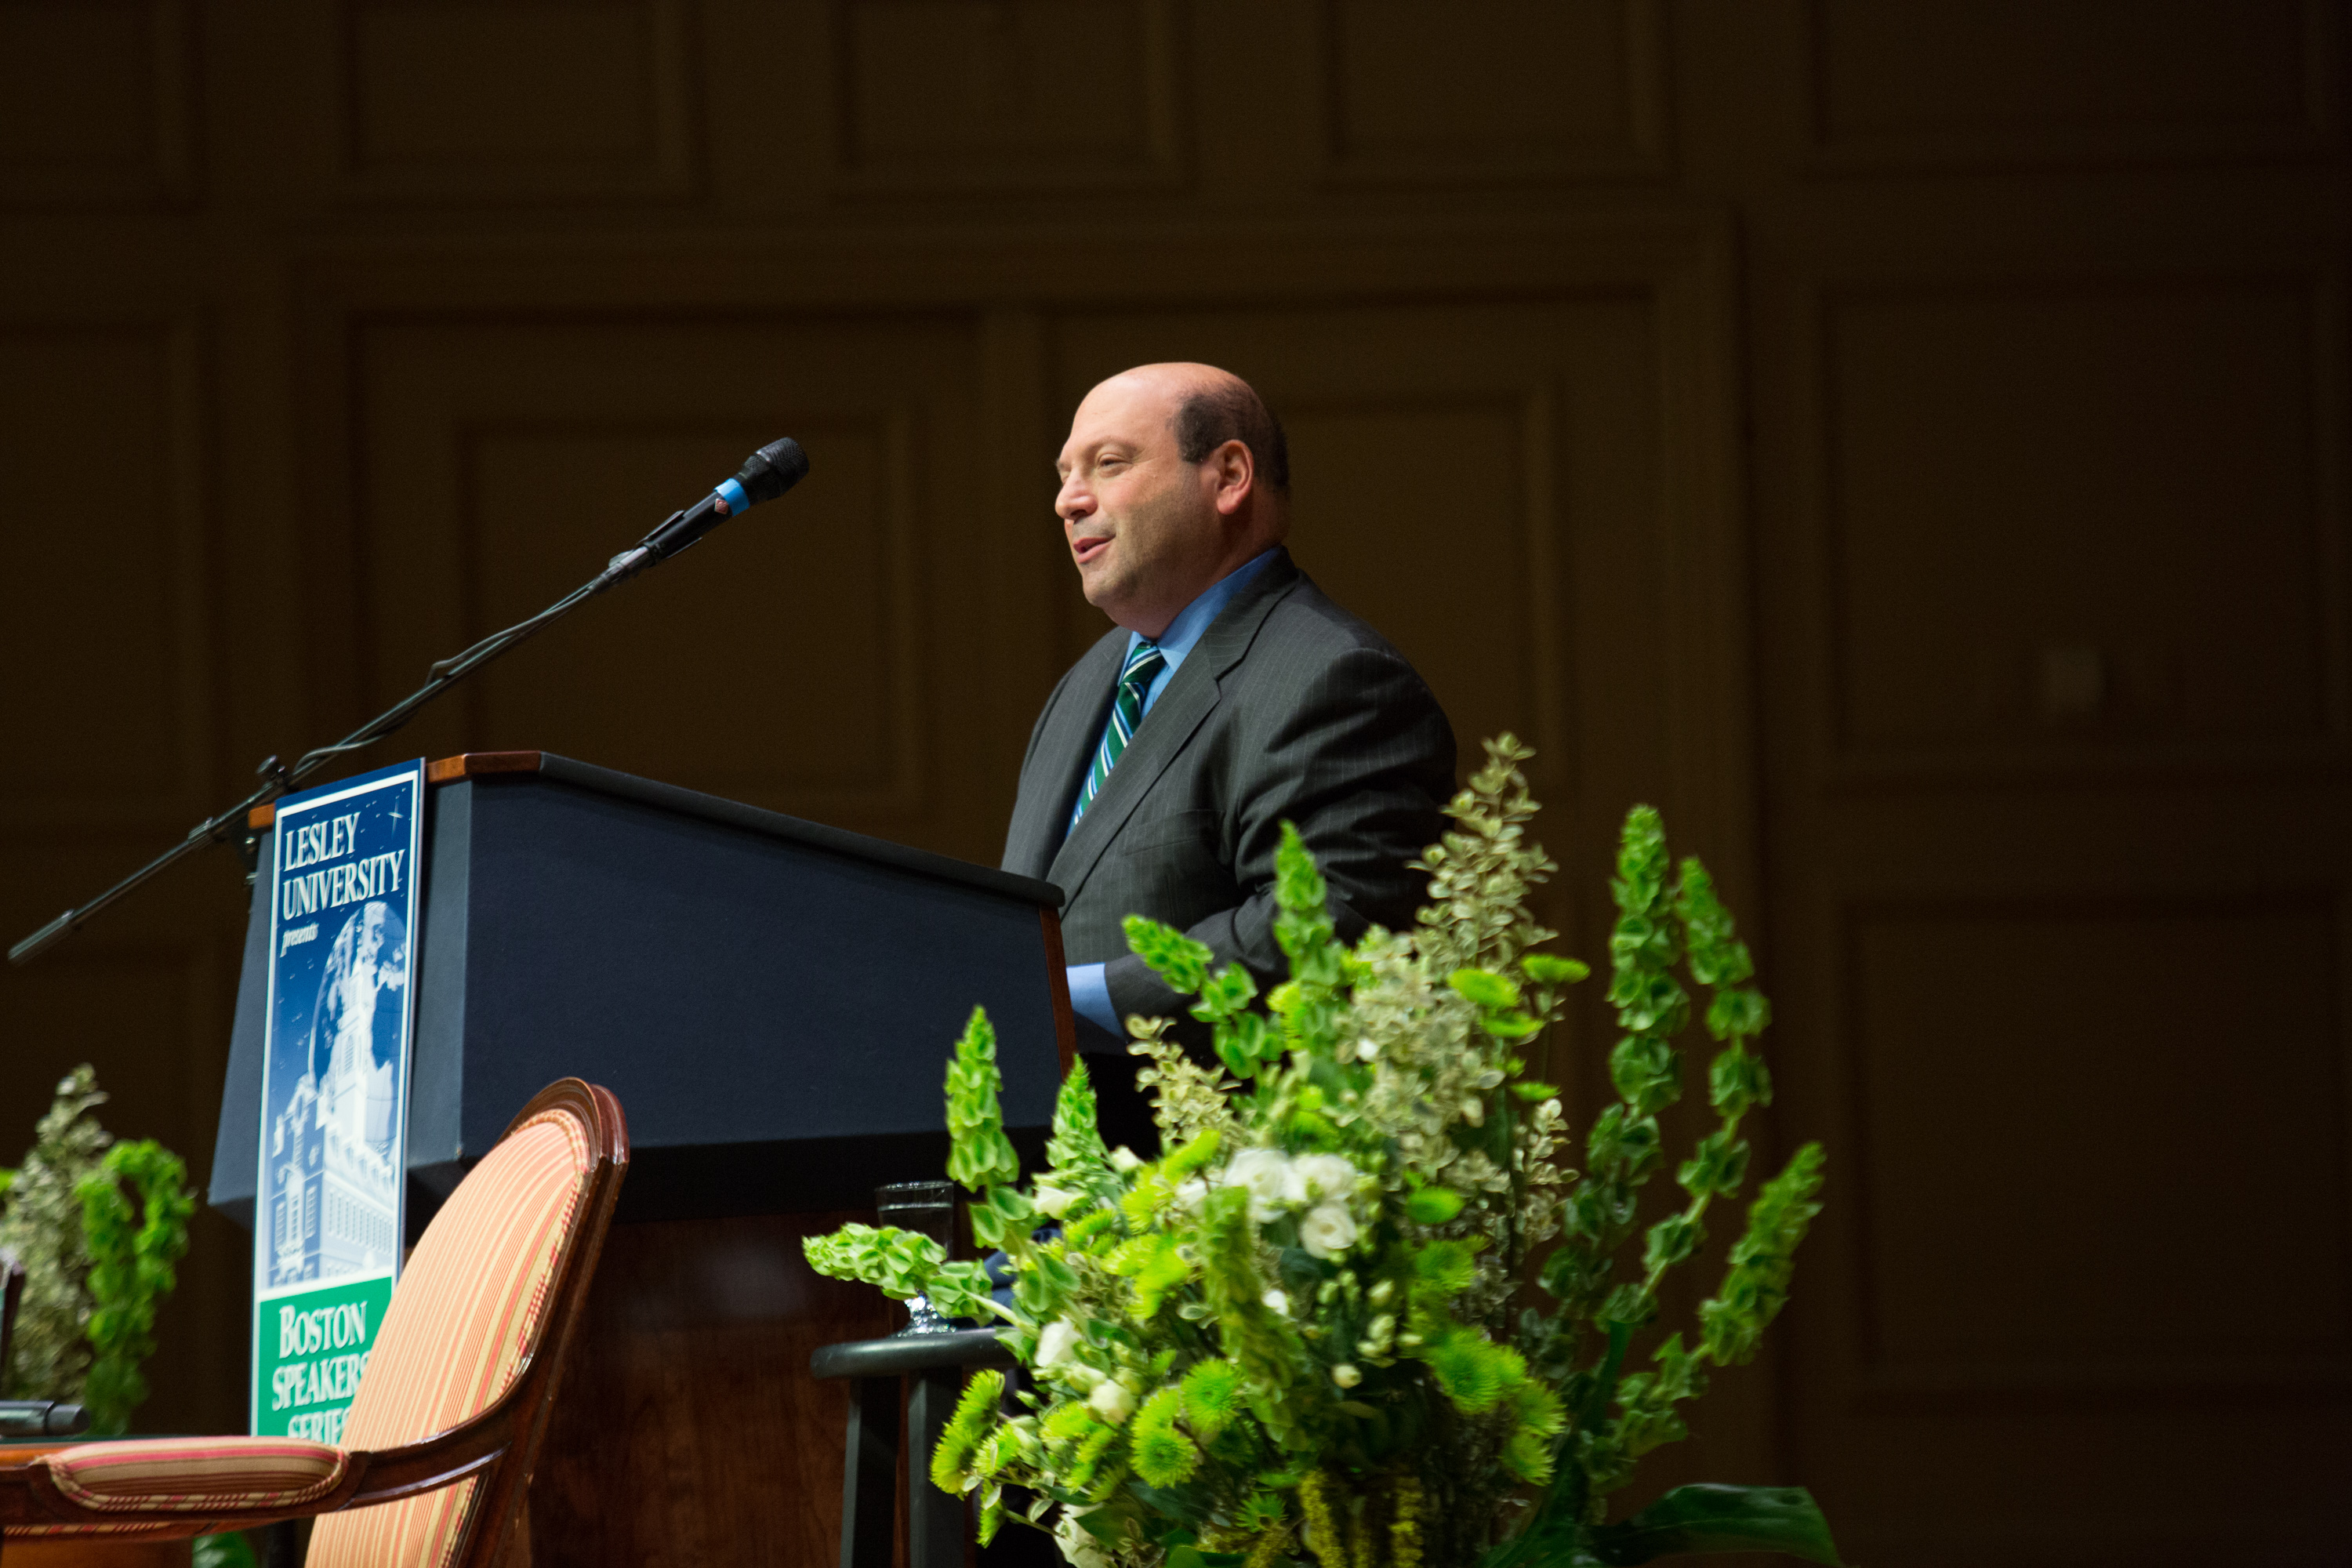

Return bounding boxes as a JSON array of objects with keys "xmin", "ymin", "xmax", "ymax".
[
  {"xmin": 808, "ymin": 739, "xmax": 1837, "ymax": 1568},
  {"xmin": 0, "ymin": 1065, "xmax": 198, "ymax": 1435}
]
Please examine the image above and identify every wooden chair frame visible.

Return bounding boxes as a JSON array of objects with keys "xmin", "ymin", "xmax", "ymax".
[{"xmin": 0, "ymin": 1078, "xmax": 629, "ymax": 1568}]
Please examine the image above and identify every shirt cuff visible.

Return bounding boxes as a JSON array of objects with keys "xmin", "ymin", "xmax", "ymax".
[{"xmin": 1066, "ymin": 963, "xmax": 1120, "ymax": 1036}]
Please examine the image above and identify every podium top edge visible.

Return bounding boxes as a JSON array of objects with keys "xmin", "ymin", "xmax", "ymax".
[{"xmin": 246, "ymin": 751, "xmax": 1066, "ymax": 912}]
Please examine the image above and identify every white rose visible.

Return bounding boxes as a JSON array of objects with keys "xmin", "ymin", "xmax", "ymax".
[
  {"xmin": 1261, "ymin": 1288, "xmax": 1290, "ymax": 1316},
  {"xmin": 1109, "ymin": 1146, "xmax": 1143, "ymax": 1174},
  {"xmin": 1291, "ymin": 1153, "xmax": 1358, "ymax": 1203},
  {"xmin": 1035, "ymin": 1319, "xmax": 1081, "ymax": 1369},
  {"xmin": 1089, "ymin": 1380, "xmax": 1137, "ymax": 1424},
  {"xmin": 1033, "ymin": 1183, "xmax": 1079, "ymax": 1218},
  {"xmin": 1174, "ymin": 1178, "xmax": 1209, "ymax": 1212},
  {"xmin": 1330, "ymin": 1363, "xmax": 1362, "ymax": 1388},
  {"xmin": 1226, "ymin": 1148, "xmax": 1297, "ymax": 1219},
  {"xmin": 1299, "ymin": 1202, "xmax": 1359, "ymax": 1260},
  {"xmin": 1056, "ymin": 1511, "xmax": 1109, "ymax": 1568}
]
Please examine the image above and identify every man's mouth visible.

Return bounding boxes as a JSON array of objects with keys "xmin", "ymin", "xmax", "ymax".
[{"xmin": 1073, "ymin": 535, "xmax": 1112, "ymax": 566}]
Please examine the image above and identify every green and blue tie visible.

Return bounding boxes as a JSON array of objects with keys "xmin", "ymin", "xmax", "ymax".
[{"xmin": 1070, "ymin": 640, "xmax": 1166, "ymax": 829}]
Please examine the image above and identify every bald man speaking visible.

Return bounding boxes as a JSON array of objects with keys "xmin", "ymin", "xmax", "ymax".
[{"xmin": 1003, "ymin": 364, "xmax": 1455, "ymax": 1150}]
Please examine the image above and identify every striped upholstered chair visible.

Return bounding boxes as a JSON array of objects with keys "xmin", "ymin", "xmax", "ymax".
[{"xmin": 0, "ymin": 1078, "xmax": 627, "ymax": 1568}]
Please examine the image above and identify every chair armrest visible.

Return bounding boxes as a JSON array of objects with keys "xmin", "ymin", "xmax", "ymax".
[{"xmin": 810, "ymin": 1328, "xmax": 1014, "ymax": 1380}]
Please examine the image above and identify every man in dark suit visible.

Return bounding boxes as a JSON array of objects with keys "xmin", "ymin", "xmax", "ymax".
[{"xmin": 1002, "ymin": 362, "xmax": 1454, "ymax": 1151}]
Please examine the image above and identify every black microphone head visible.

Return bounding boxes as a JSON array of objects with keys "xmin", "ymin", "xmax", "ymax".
[{"xmin": 735, "ymin": 438, "xmax": 809, "ymax": 506}]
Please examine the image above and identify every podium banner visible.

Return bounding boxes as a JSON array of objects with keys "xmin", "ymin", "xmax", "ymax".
[{"xmin": 249, "ymin": 759, "xmax": 425, "ymax": 1439}]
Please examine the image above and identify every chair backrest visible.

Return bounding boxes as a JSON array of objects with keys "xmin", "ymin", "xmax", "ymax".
[
  {"xmin": 0, "ymin": 1247, "xmax": 22, "ymax": 1377},
  {"xmin": 307, "ymin": 1080, "xmax": 626, "ymax": 1568}
]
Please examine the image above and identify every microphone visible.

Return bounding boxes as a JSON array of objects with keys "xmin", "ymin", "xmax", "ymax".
[{"xmin": 601, "ymin": 437, "xmax": 810, "ymax": 586}]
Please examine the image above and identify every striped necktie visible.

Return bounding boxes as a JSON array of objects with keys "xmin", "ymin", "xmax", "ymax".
[{"xmin": 1071, "ymin": 640, "xmax": 1166, "ymax": 829}]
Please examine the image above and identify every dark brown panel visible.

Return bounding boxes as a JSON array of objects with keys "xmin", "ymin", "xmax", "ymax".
[
  {"xmin": 339, "ymin": 0, "xmax": 691, "ymax": 199},
  {"xmin": 530, "ymin": 1211, "xmax": 897, "ymax": 1568},
  {"xmin": 0, "ymin": 0, "xmax": 191, "ymax": 205},
  {"xmin": 1809, "ymin": 0, "xmax": 2336, "ymax": 166},
  {"xmin": 1846, "ymin": 895, "xmax": 2350, "ymax": 1394},
  {"xmin": 0, "ymin": 322, "xmax": 203, "ymax": 819},
  {"xmin": 1319, "ymin": 0, "xmax": 1665, "ymax": 182},
  {"xmin": 835, "ymin": 0, "xmax": 1180, "ymax": 190},
  {"xmin": 1824, "ymin": 279, "xmax": 2342, "ymax": 771}
]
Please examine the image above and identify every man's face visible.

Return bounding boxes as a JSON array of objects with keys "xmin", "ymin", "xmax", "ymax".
[{"xmin": 1055, "ymin": 372, "xmax": 1228, "ymax": 637}]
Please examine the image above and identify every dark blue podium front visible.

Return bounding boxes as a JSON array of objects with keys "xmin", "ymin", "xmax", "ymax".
[{"xmin": 209, "ymin": 751, "xmax": 1074, "ymax": 1228}]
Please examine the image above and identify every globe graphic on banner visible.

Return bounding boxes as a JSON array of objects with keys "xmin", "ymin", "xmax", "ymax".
[{"xmin": 310, "ymin": 900, "xmax": 408, "ymax": 1156}]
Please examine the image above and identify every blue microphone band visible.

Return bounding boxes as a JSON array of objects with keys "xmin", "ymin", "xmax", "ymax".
[{"xmin": 713, "ymin": 477, "xmax": 749, "ymax": 515}]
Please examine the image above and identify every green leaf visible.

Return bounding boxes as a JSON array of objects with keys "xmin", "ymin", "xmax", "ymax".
[
  {"xmin": 1404, "ymin": 1185, "xmax": 1466, "ymax": 1224},
  {"xmin": 1520, "ymin": 953, "xmax": 1591, "ymax": 986},
  {"xmin": 1704, "ymin": 988, "xmax": 1770, "ymax": 1043},
  {"xmin": 1586, "ymin": 1484, "xmax": 1842, "ymax": 1566},
  {"xmin": 1706, "ymin": 1044, "xmax": 1771, "ymax": 1118},
  {"xmin": 1124, "ymin": 916, "xmax": 1216, "ymax": 996},
  {"xmin": 193, "ymin": 1535, "xmax": 260, "ymax": 1568},
  {"xmin": 1450, "ymin": 967, "xmax": 1523, "ymax": 1010},
  {"xmin": 1642, "ymin": 1212, "xmax": 1702, "ymax": 1273}
]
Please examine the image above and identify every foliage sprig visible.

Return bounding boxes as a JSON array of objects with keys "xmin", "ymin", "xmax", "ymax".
[{"xmin": 0, "ymin": 1065, "xmax": 196, "ymax": 1434}]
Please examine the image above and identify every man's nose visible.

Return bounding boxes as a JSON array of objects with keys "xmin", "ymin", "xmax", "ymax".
[{"xmin": 1056, "ymin": 473, "xmax": 1091, "ymax": 521}]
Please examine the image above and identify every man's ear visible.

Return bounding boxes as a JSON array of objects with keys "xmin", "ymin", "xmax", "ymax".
[{"xmin": 1208, "ymin": 438, "xmax": 1255, "ymax": 517}]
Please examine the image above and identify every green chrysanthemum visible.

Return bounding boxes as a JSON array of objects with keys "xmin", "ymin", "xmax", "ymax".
[
  {"xmin": 1041, "ymin": 1399, "xmax": 1098, "ymax": 1444},
  {"xmin": 1424, "ymin": 1327, "xmax": 1523, "ymax": 1414},
  {"xmin": 931, "ymin": 1369, "xmax": 1005, "ymax": 1493},
  {"xmin": 1414, "ymin": 1240, "xmax": 1479, "ymax": 1299},
  {"xmin": 1180, "ymin": 1357, "xmax": 1247, "ymax": 1436},
  {"xmin": 1128, "ymin": 1385, "xmax": 1200, "ymax": 1486}
]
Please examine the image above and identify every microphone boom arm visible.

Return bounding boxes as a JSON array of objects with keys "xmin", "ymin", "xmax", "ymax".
[{"xmin": 8, "ymin": 548, "xmax": 637, "ymax": 967}]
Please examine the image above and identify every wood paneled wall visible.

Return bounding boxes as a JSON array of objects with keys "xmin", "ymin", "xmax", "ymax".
[{"xmin": 1, "ymin": 4, "xmax": 2343, "ymax": 1565}]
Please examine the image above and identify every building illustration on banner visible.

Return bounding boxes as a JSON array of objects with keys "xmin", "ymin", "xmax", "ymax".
[{"xmin": 267, "ymin": 900, "xmax": 407, "ymax": 1287}]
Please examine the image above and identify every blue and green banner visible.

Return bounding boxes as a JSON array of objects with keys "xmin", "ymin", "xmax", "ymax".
[{"xmin": 250, "ymin": 759, "xmax": 425, "ymax": 1440}]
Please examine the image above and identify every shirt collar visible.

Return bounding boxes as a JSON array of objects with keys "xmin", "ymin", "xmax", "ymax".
[{"xmin": 1128, "ymin": 547, "xmax": 1280, "ymax": 672}]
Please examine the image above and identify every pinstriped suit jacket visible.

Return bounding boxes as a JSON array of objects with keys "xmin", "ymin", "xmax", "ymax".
[{"xmin": 1003, "ymin": 549, "xmax": 1455, "ymax": 1040}]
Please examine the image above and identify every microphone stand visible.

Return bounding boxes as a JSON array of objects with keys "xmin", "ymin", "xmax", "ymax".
[{"xmin": 8, "ymin": 538, "xmax": 666, "ymax": 967}]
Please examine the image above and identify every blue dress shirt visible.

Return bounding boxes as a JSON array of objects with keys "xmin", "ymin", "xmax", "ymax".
[{"xmin": 1065, "ymin": 548, "xmax": 1280, "ymax": 1035}]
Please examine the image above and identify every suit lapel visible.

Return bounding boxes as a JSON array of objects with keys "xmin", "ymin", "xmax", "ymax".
[
  {"xmin": 1045, "ymin": 551, "xmax": 1303, "ymax": 906},
  {"xmin": 1004, "ymin": 633, "xmax": 1126, "ymax": 880}
]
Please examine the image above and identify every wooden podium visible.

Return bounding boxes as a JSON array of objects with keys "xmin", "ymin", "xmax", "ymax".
[{"xmin": 209, "ymin": 752, "xmax": 1074, "ymax": 1568}]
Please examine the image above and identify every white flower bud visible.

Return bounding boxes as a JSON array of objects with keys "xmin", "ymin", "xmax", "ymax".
[
  {"xmin": 1035, "ymin": 1318, "xmax": 1081, "ymax": 1369},
  {"xmin": 1109, "ymin": 1146, "xmax": 1143, "ymax": 1174},
  {"xmin": 1291, "ymin": 1153, "xmax": 1359, "ymax": 1203},
  {"xmin": 1033, "ymin": 1183, "xmax": 1079, "ymax": 1218},
  {"xmin": 1056, "ymin": 1510, "xmax": 1109, "ymax": 1568},
  {"xmin": 1330, "ymin": 1363, "xmax": 1362, "ymax": 1388},
  {"xmin": 1227, "ymin": 1148, "xmax": 1297, "ymax": 1220},
  {"xmin": 1089, "ymin": 1380, "xmax": 1136, "ymax": 1424},
  {"xmin": 1261, "ymin": 1288, "xmax": 1290, "ymax": 1316},
  {"xmin": 1299, "ymin": 1202, "xmax": 1359, "ymax": 1260}
]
